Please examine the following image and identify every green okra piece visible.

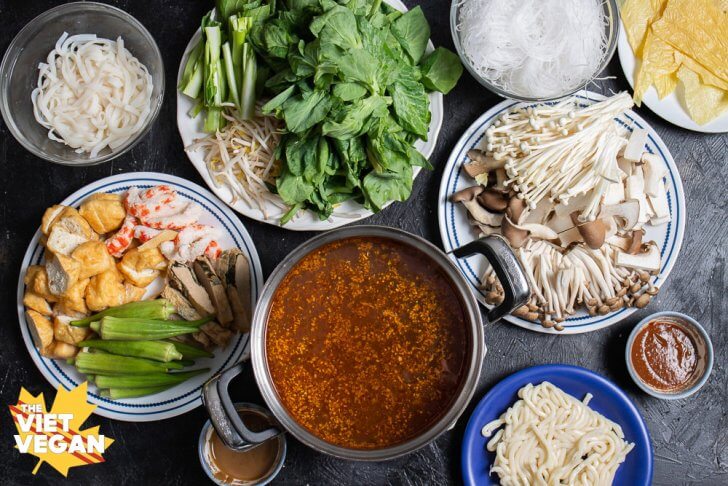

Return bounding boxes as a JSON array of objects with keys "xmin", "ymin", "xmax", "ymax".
[
  {"xmin": 74, "ymin": 351, "xmax": 183, "ymax": 375},
  {"xmin": 78, "ymin": 340, "xmax": 184, "ymax": 362},
  {"xmin": 71, "ymin": 300, "xmax": 176, "ymax": 327},
  {"xmin": 99, "ymin": 385, "xmax": 176, "ymax": 400},
  {"xmin": 94, "ymin": 369, "xmax": 209, "ymax": 389},
  {"xmin": 89, "ymin": 316, "xmax": 212, "ymax": 341},
  {"xmin": 169, "ymin": 341, "xmax": 214, "ymax": 359}
]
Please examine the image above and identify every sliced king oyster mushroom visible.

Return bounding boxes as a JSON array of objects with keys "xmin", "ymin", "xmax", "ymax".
[
  {"xmin": 163, "ymin": 275, "xmax": 230, "ymax": 350},
  {"xmin": 161, "ymin": 285, "xmax": 202, "ymax": 321},
  {"xmin": 216, "ymin": 249, "xmax": 251, "ymax": 333},
  {"xmin": 193, "ymin": 257, "xmax": 234, "ymax": 326},
  {"xmin": 168, "ymin": 262, "xmax": 215, "ymax": 316},
  {"xmin": 199, "ymin": 321, "xmax": 233, "ymax": 348},
  {"xmin": 190, "ymin": 327, "xmax": 214, "ymax": 351}
]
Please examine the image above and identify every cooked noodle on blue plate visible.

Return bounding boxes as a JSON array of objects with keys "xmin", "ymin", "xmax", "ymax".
[{"xmin": 482, "ymin": 382, "xmax": 634, "ymax": 485}]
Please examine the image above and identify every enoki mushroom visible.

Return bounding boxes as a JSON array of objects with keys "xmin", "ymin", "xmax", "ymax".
[{"xmin": 486, "ymin": 92, "xmax": 634, "ymax": 222}]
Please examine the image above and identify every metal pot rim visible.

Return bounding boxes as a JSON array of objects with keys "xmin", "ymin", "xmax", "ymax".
[{"xmin": 250, "ymin": 225, "xmax": 485, "ymax": 461}]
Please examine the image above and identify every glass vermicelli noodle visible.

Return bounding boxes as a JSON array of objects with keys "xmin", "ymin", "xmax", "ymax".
[
  {"xmin": 456, "ymin": 0, "xmax": 609, "ymax": 98},
  {"xmin": 31, "ymin": 32, "xmax": 153, "ymax": 157},
  {"xmin": 482, "ymin": 382, "xmax": 634, "ymax": 486}
]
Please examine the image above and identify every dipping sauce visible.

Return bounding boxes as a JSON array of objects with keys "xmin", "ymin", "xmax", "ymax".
[
  {"xmin": 630, "ymin": 318, "xmax": 700, "ymax": 393},
  {"xmin": 205, "ymin": 410, "xmax": 283, "ymax": 485},
  {"xmin": 265, "ymin": 236, "xmax": 469, "ymax": 450}
]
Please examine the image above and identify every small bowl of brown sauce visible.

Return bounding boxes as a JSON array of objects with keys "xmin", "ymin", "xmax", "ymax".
[
  {"xmin": 626, "ymin": 312, "xmax": 713, "ymax": 400},
  {"xmin": 198, "ymin": 403, "xmax": 286, "ymax": 485}
]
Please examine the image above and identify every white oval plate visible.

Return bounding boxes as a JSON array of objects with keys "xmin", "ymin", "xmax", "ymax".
[
  {"xmin": 438, "ymin": 91, "xmax": 686, "ymax": 334},
  {"xmin": 17, "ymin": 172, "xmax": 263, "ymax": 421},
  {"xmin": 176, "ymin": 0, "xmax": 444, "ymax": 231},
  {"xmin": 617, "ymin": 19, "xmax": 728, "ymax": 134}
]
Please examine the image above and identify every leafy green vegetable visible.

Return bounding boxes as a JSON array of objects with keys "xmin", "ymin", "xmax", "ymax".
[
  {"xmin": 362, "ymin": 164, "xmax": 413, "ymax": 211},
  {"xmin": 390, "ymin": 78, "xmax": 430, "ymax": 139},
  {"xmin": 179, "ymin": 3, "xmax": 268, "ymax": 130},
  {"xmin": 335, "ymin": 48, "xmax": 380, "ymax": 91},
  {"xmin": 277, "ymin": 171, "xmax": 315, "ymax": 205},
  {"xmin": 184, "ymin": 0, "xmax": 462, "ymax": 220},
  {"xmin": 281, "ymin": 90, "xmax": 333, "ymax": 133},
  {"xmin": 216, "ymin": 0, "xmax": 249, "ymax": 19},
  {"xmin": 311, "ymin": 6, "xmax": 362, "ymax": 50},
  {"xmin": 262, "ymin": 85, "xmax": 297, "ymax": 113},
  {"xmin": 239, "ymin": 44, "xmax": 258, "ymax": 119},
  {"xmin": 420, "ymin": 47, "xmax": 463, "ymax": 94},
  {"xmin": 333, "ymin": 82, "xmax": 368, "ymax": 101},
  {"xmin": 179, "ymin": 41, "xmax": 204, "ymax": 99},
  {"xmin": 322, "ymin": 94, "xmax": 389, "ymax": 139},
  {"xmin": 390, "ymin": 7, "xmax": 430, "ymax": 64}
]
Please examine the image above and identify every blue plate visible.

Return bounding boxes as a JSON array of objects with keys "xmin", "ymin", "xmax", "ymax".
[{"xmin": 461, "ymin": 364, "xmax": 653, "ymax": 485}]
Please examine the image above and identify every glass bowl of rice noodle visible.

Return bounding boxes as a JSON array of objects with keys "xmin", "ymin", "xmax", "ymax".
[
  {"xmin": 450, "ymin": 0, "xmax": 618, "ymax": 101},
  {"xmin": 0, "ymin": 2, "xmax": 164, "ymax": 166}
]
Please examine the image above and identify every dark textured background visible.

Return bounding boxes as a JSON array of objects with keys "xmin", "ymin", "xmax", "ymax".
[{"xmin": 0, "ymin": 1, "xmax": 726, "ymax": 485}]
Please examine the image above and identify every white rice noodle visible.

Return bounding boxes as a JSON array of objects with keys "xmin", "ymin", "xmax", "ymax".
[
  {"xmin": 31, "ymin": 32, "xmax": 153, "ymax": 157},
  {"xmin": 482, "ymin": 381, "xmax": 634, "ymax": 486}
]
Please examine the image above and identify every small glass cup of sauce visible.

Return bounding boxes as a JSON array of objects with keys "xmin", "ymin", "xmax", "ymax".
[
  {"xmin": 198, "ymin": 403, "xmax": 286, "ymax": 486},
  {"xmin": 626, "ymin": 312, "xmax": 713, "ymax": 400}
]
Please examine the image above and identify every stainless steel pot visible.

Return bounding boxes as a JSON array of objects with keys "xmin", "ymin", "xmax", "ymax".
[{"xmin": 203, "ymin": 226, "xmax": 529, "ymax": 461}]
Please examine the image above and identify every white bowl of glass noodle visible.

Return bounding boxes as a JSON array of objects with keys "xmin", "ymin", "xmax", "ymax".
[{"xmin": 0, "ymin": 2, "xmax": 164, "ymax": 166}]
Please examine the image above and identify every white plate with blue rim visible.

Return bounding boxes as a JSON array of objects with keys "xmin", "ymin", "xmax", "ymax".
[
  {"xmin": 176, "ymin": 0, "xmax": 444, "ymax": 231},
  {"xmin": 438, "ymin": 91, "xmax": 686, "ymax": 334},
  {"xmin": 16, "ymin": 172, "xmax": 263, "ymax": 421}
]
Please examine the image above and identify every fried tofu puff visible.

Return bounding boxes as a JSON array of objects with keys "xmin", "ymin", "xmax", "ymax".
[
  {"xmin": 72, "ymin": 241, "xmax": 115, "ymax": 279},
  {"xmin": 26, "ymin": 310, "xmax": 55, "ymax": 357},
  {"xmin": 24, "ymin": 266, "xmax": 58, "ymax": 303},
  {"xmin": 46, "ymin": 253, "xmax": 81, "ymax": 296},
  {"xmin": 123, "ymin": 282, "xmax": 147, "ymax": 304},
  {"xmin": 79, "ymin": 193, "xmax": 126, "ymax": 234},
  {"xmin": 118, "ymin": 247, "xmax": 168, "ymax": 287},
  {"xmin": 46, "ymin": 211, "xmax": 99, "ymax": 256},
  {"xmin": 49, "ymin": 342, "xmax": 79, "ymax": 359},
  {"xmin": 58, "ymin": 278, "xmax": 90, "ymax": 315},
  {"xmin": 23, "ymin": 291, "xmax": 52, "ymax": 316},
  {"xmin": 85, "ymin": 268, "xmax": 125, "ymax": 312},
  {"xmin": 41, "ymin": 205, "xmax": 67, "ymax": 235},
  {"xmin": 53, "ymin": 315, "xmax": 92, "ymax": 345}
]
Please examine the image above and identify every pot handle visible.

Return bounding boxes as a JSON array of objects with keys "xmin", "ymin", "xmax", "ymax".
[
  {"xmin": 452, "ymin": 235, "xmax": 531, "ymax": 323},
  {"xmin": 202, "ymin": 355, "xmax": 281, "ymax": 451}
]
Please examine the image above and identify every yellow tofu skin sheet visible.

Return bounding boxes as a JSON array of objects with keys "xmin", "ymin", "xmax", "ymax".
[{"xmin": 621, "ymin": 0, "xmax": 728, "ymax": 124}]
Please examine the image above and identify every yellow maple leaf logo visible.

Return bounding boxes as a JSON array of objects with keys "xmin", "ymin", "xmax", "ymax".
[{"xmin": 8, "ymin": 382, "xmax": 114, "ymax": 476}]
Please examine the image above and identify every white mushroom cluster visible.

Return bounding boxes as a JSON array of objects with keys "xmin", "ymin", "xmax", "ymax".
[
  {"xmin": 483, "ymin": 242, "xmax": 660, "ymax": 330},
  {"xmin": 485, "ymin": 92, "xmax": 639, "ymax": 222},
  {"xmin": 452, "ymin": 93, "xmax": 671, "ymax": 330}
]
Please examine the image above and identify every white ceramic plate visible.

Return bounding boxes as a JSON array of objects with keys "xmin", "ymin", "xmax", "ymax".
[
  {"xmin": 17, "ymin": 172, "xmax": 263, "ymax": 421},
  {"xmin": 176, "ymin": 0, "xmax": 444, "ymax": 231},
  {"xmin": 617, "ymin": 19, "xmax": 728, "ymax": 133},
  {"xmin": 438, "ymin": 91, "xmax": 686, "ymax": 334}
]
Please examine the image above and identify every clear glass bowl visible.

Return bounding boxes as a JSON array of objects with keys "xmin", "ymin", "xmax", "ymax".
[
  {"xmin": 0, "ymin": 2, "xmax": 164, "ymax": 166},
  {"xmin": 450, "ymin": 0, "xmax": 619, "ymax": 102}
]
